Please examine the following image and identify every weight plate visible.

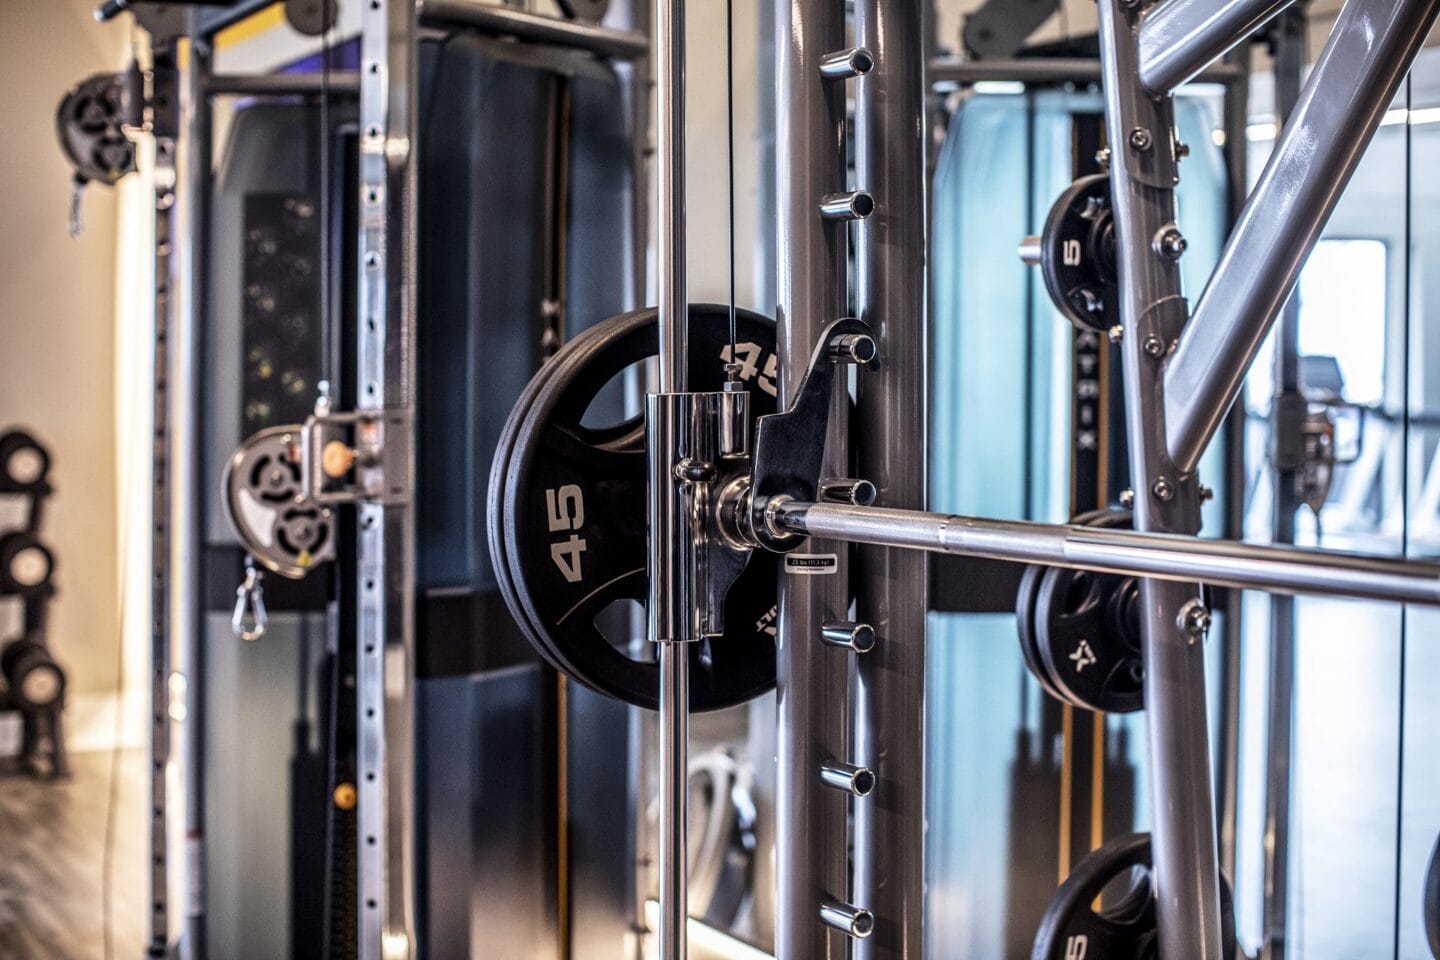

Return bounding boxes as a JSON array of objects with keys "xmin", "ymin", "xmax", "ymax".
[
  {"xmin": 495, "ymin": 304, "xmax": 780, "ymax": 711},
  {"xmin": 0, "ymin": 431, "xmax": 50, "ymax": 491},
  {"xmin": 223, "ymin": 425, "xmax": 336, "ymax": 579},
  {"xmin": 1035, "ymin": 510, "xmax": 1144, "ymax": 714},
  {"xmin": 1016, "ymin": 562, "xmax": 1064, "ymax": 702},
  {"xmin": 1040, "ymin": 173, "xmax": 1117, "ymax": 333},
  {"xmin": 555, "ymin": 0, "xmax": 610, "ymax": 23},
  {"xmin": 1425, "ymin": 833, "xmax": 1440, "ymax": 959},
  {"xmin": 0, "ymin": 532, "xmax": 55, "ymax": 597},
  {"xmin": 1032, "ymin": 832, "xmax": 1236, "ymax": 960}
]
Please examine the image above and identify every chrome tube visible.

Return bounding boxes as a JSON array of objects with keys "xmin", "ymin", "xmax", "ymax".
[
  {"xmin": 649, "ymin": 0, "xmax": 690, "ymax": 956},
  {"xmin": 853, "ymin": 0, "xmax": 926, "ymax": 954},
  {"xmin": 173, "ymin": 34, "xmax": 211, "ymax": 957},
  {"xmin": 416, "ymin": 0, "xmax": 650, "ymax": 60},
  {"xmin": 1164, "ymin": 0, "xmax": 1440, "ymax": 476},
  {"xmin": 1137, "ymin": 0, "xmax": 1297, "ymax": 94},
  {"xmin": 205, "ymin": 72, "xmax": 361, "ymax": 97},
  {"xmin": 775, "ymin": 0, "xmax": 852, "ymax": 955},
  {"xmin": 772, "ymin": 502, "xmax": 1440, "ymax": 607},
  {"xmin": 928, "ymin": 56, "xmax": 1244, "ymax": 88}
]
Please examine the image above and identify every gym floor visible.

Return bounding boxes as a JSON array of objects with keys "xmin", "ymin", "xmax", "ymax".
[{"xmin": 0, "ymin": 750, "xmax": 146, "ymax": 960}]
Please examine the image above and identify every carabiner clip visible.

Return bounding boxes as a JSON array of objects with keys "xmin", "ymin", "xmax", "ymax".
[{"xmin": 232, "ymin": 562, "xmax": 268, "ymax": 642}]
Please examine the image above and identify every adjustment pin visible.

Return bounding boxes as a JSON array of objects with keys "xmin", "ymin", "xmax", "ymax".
[
  {"xmin": 821, "ymin": 621, "xmax": 876, "ymax": 654},
  {"xmin": 820, "ymin": 762, "xmax": 876, "ymax": 797},
  {"xmin": 819, "ymin": 900, "xmax": 875, "ymax": 939},
  {"xmin": 820, "ymin": 478, "xmax": 877, "ymax": 506}
]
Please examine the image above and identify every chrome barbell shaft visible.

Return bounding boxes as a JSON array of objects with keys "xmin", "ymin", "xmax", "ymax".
[{"xmin": 773, "ymin": 501, "xmax": 1440, "ymax": 606}]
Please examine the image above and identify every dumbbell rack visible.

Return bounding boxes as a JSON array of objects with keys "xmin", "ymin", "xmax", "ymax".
[{"xmin": 0, "ymin": 430, "xmax": 67, "ymax": 778}]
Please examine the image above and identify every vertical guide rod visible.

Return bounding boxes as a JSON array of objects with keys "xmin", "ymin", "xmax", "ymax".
[
  {"xmin": 651, "ymin": 0, "xmax": 689, "ymax": 957},
  {"xmin": 852, "ymin": 0, "xmax": 928, "ymax": 955}
]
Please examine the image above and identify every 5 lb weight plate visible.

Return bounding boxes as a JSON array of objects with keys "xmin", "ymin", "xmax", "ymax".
[
  {"xmin": 492, "ymin": 304, "xmax": 780, "ymax": 711},
  {"xmin": 1040, "ymin": 174, "xmax": 1117, "ymax": 333},
  {"xmin": 1032, "ymin": 832, "xmax": 1236, "ymax": 960},
  {"xmin": 1034, "ymin": 510, "xmax": 1146, "ymax": 714}
]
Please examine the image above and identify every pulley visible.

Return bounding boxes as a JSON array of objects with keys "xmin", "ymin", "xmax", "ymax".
[
  {"xmin": 223, "ymin": 425, "xmax": 336, "ymax": 579},
  {"xmin": 0, "ymin": 638, "xmax": 65, "ymax": 713},
  {"xmin": 56, "ymin": 68, "xmax": 141, "ymax": 236},
  {"xmin": 1032, "ymin": 832, "xmax": 1236, "ymax": 960},
  {"xmin": 0, "ymin": 532, "xmax": 56, "ymax": 599},
  {"xmin": 1020, "ymin": 173, "xmax": 1118, "ymax": 334},
  {"xmin": 0, "ymin": 431, "xmax": 51, "ymax": 494},
  {"xmin": 1016, "ymin": 510, "xmax": 1146, "ymax": 714},
  {"xmin": 488, "ymin": 304, "xmax": 779, "ymax": 712}
]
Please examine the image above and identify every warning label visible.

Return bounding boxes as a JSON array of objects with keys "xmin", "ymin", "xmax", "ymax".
[{"xmin": 784, "ymin": 553, "xmax": 839, "ymax": 575}]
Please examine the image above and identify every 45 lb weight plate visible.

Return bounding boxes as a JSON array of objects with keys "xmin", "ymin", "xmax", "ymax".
[{"xmin": 491, "ymin": 304, "xmax": 779, "ymax": 711}]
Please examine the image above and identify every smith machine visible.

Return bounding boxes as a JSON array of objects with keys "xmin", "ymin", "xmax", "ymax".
[{"xmin": 76, "ymin": 0, "xmax": 1440, "ymax": 957}]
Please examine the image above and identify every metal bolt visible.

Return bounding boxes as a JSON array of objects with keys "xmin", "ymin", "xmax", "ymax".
[
  {"xmin": 1107, "ymin": 324, "xmax": 1124, "ymax": 344},
  {"xmin": 1177, "ymin": 598, "xmax": 1211, "ymax": 641},
  {"xmin": 1129, "ymin": 127, "xmax": 1152, "ymax": 151},
  {"xmin": 673, "ymin": 458, "xmax": 716, "ymax": 483},
  {"xmin": 1175, "ymin": 140, "xmax": 1191, "ymax": 158},
  {"xmin": 1119, "ymin": 488, "xmax": 1135, "ymax": 508},
  {"xmin": 1143, "ymin": 335, "xmax": 1165, "ymax": 358},
  {"xmin": 1156, "ymin": 226, "xmax": 1187, "ymax": 260},
  {"xmin": 1095, "ymin": 146, "xmax": 1112, "ymax": 169},
  {"xmin": 1151, "ymin": 476, "xmax": 1174, "ymax": 502},
  {"xmin": 1199, "ymin": 484, "xmax": 1215, "ymax": 503}
]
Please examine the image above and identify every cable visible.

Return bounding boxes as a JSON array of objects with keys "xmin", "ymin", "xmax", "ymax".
[{"xmin": 725, "ymin": 0, "xmax": 737, "ymax": 363}]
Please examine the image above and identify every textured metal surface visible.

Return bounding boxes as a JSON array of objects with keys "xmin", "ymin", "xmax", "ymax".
[
  {"xmin": 774, "ymin": 0, "xmax": 851, "ymax": 955},
  {"xmin": 1164, "ymin": 0, "xmax": 1440, "ymax": 476},
  {"xmin": 852, "ymin": 0, "xmax": 926, "ymax": 954}
]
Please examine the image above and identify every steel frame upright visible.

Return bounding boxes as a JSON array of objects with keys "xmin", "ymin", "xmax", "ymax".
[{"xmin": 774, "ymin": 0, "xmax": 855, "ymax": 956}]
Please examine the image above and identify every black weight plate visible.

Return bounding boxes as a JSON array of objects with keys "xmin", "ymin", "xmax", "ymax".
[
  {"xmin": 1032, "ymin": 832, "xmax": 1237, "ymax": 960},
  {"xmin": 1016, "ymin": 562, "xmax": 1065, "ymax": 703},
  {"xmin": 1040, "ymin": 173, "xmax": 1116, "ymax": 333},
  {"xmin": 1425, "ymin": 833, "xmax": 1440, "ymax": 959},
  {"xmin": 1036, "ymin": 510, "xmax": 1144, "ymax": 714},
  {"xmin": 0, "ymin": 431, "xmax": 50, "ymax": 492},
  {"xmin": 1017, "ymin": 508, "xmax": 1115, "ymax": 703},
  {"xmin": 497, "ymin": 304, "xmax": 780, "ymax": 711},
  {"xmin": 0, "ymin": 532, "xmax": 55, "ymax": 597}
]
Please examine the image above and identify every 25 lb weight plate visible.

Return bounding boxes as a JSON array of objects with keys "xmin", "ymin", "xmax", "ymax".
[
  {"xmin": 491, "ymin": 304, "xmax": 780, "ymax": 711},
  {"xmin": 1032, "ymin": 832, "xmax": 1236, "ymax": 960}
]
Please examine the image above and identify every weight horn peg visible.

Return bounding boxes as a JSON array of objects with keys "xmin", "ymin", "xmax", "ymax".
[
  {"xmin": 820, "ymin": 761, "xmax": 876, "ymax": 797},
  {"xmin": 818, "ymin": 190, "xmax": 875, "ymax": 222},
  {"xmin": 819, "ymin": 477, "xmax": 877, "ymax": 506},
  {"xmin": 819, "ymin": 900, "xmax": 875, "ymax": 939},
  {"xmin": 818, "ymin": 46, "xmax": 874, "ymax": 79},
  {"xmin": 821, "ymin": 621, "xmax": 876, "ymax": 654}
]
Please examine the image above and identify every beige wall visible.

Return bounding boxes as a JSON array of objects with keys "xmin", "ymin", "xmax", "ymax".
[{"xmin": 0, "ymin": 1, "xmax": 129, "ymax": 702}]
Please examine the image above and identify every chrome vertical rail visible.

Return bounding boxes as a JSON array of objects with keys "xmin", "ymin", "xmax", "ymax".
[
  {"xmin": 852, "ymin": 0, "xmax": 926, "ymax": 954},
  {"xmin": 147, "ymin": 37, "xmax": 181, "ymax": 960},
  {"xmin": 1096, "ymin": 1, "xmax": 1225, "ymax": 956},
  {"xmin": 649, "ymin": 0, "xmax": 691, "ymax": 957},
  {"xmin": 775, "ymin": 0, "xmax": 852, "ymax": 955},
  {"xmin": 358, "ymin": 0, "xmax": 418, "ymax": 954},
  {"xmin": 173, "ymin": 31, "xmax": 212, "ymax": 957}
]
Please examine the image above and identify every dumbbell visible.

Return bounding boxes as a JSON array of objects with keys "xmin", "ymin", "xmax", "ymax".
[
  {"xmin": 1, "ymin": 639, "xmax": 65, "ymax": 713},
  {"xmin": 0, "ymin": 532, "xmax": 55, "ymax": 597}
]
